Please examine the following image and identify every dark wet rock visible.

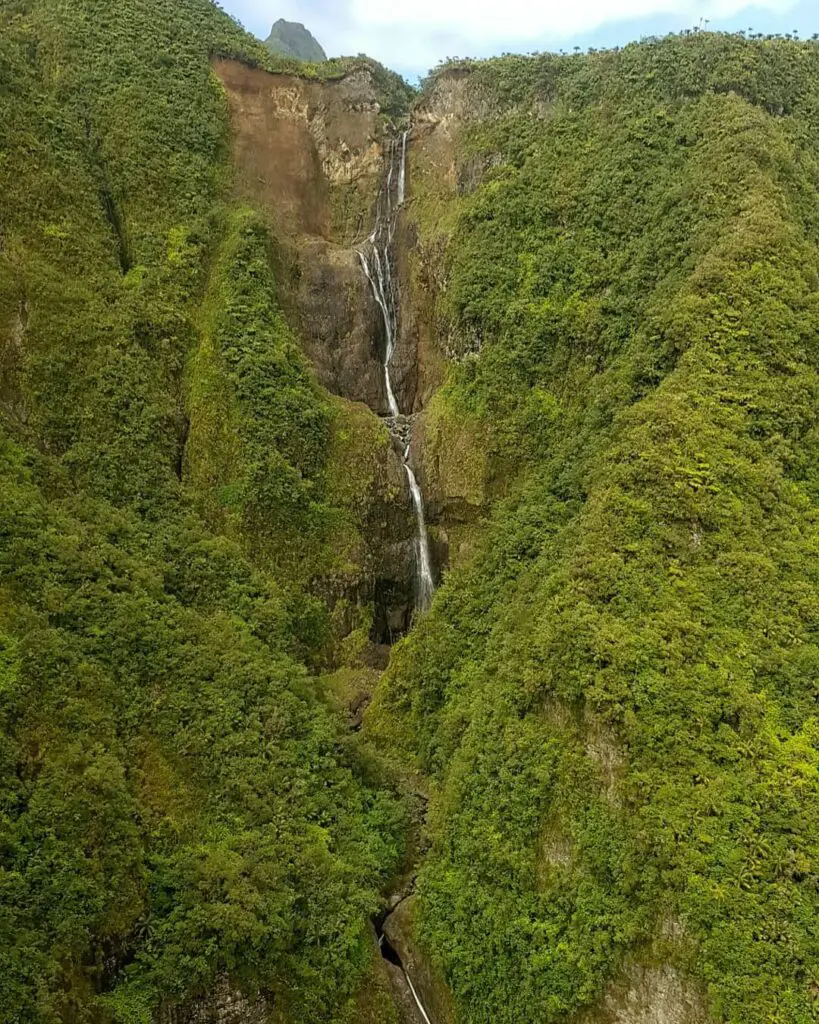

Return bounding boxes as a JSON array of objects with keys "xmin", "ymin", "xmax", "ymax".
[{"xmin": 382, "ymin": 897, "xmax": 455, "ymax": 1024}]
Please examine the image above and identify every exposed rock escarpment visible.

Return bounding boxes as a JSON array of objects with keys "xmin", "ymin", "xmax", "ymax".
[
  {"xmin": 577, "ymin": 965, "xmax": 706, "ymax": 1024},
  {"xmin": 158, "ymin": 979, "xmax": 267, "ymax": 1024},
  {"xmin": 214, "ymin": 59, "xmax": 391, "ymax": 409}
]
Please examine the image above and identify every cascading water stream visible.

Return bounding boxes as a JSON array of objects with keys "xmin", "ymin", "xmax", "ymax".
[
  {"xmin": 397, "ymin": 128, "xmax": 408, "ymax": 206},
  {"xmin": 356, "ymin": 249, "xmax": 399, "ymax": 417},
  {"xmin": 404, "ymin": 456, "xmax": 435, "ymax": 612},
  {"xmin": 357, "ymin": 129, "xmax": 435, "ymax": 614},
  {"xmin": 378, "ymin": 929, "xmax": 434, "ymax": 1024},
  {"xmin": 405, "ymin": 972, "xmax": 434, "ymax": 1024},
  {"xmin": 362, "ymin": 132, "xmax": 435, "ymax": 1013}
]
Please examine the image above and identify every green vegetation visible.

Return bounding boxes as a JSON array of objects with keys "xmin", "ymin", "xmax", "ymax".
[
  {"xmin": 0, "ymin": 0, "xmax": 404, "ymax": 1020},
  {"xmin": 374, "ymin": 31, "xmax": 819, "ymax": 1024},
  {"xmin": 0, "ymin": 440, "xmax": 402, "ymax": 1023},
  {"xmin": 187, "ymin": 206, "xmax": 375, "ymax": 598}
]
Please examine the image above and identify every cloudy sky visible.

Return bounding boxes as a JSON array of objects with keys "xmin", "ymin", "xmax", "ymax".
[{"xmin": 221, "ymin": 0, "xmax": 817, "ymax": 79}]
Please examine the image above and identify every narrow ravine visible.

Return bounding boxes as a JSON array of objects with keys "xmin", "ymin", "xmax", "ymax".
[
  {"xmin": 357, "ymin": 132, "xmax": 437, "ymax": 1022},
  {"xmin": 357, "ymin": 129, "xmax": 435, "ymax": 613}
]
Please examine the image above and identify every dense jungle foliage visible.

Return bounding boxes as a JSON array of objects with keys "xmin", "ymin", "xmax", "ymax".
[
  {"xmin": 374, "ymin": 30, "xmax": 819, "ymax": 1024},
  {"xmin": 0, "ymin": 1, "xmax": 407, "ymax": 1021}
]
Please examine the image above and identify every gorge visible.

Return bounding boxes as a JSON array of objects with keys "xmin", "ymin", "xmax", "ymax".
[{"xmin": 1, "ymin": 4, "xmax": 818, "ymax": 1024}]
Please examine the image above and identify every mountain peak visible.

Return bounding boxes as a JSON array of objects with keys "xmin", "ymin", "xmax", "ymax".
[{"xmin": 264, "ymin": 18, "xmax": 327, "ymax": 62}]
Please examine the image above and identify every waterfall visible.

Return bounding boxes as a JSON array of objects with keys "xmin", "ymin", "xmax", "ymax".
[
  {"xmin": 357, "ymin": 134, "xmax": 400, "ymax": 417},
  {"xmin": 405, "ymin": 970, "xmax": 434, "ymax": 1024},
  {"xmin": 397, "ymin": 128, "xmax": 409, "ymax": 207},
  {"xmin": 404, "ymin": 461, "xmax": 435, "ymax": 612},
  {"xmin": 357, "ymin": 129, "xmax": 435, "ymax": 613}
]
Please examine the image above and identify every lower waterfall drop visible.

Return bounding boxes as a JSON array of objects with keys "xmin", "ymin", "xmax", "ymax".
[
  {"xmin": 404, "ymin": 460, "xmax": 435, "ymax": 612},
  {"xmin": 358, "ymin": 128, "xmax": 436, "ymax": 614}
]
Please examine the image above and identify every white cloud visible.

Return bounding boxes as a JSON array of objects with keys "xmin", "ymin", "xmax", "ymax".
[
  {"xmin": 269, "ymin": 0, "xmax": 800, "ymax": 73},
  {"xmin": 349, "ymin": 0, "xmax": 793, "ymax": 38}
]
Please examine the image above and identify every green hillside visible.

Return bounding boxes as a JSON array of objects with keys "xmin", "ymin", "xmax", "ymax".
[
  {"xmin": 0, "ymin": 1, "xmax": 404, "ymax": 1021},
  {"xmin": 374, "ymin": 33, "xmax": 819, "ymax": 1024}
]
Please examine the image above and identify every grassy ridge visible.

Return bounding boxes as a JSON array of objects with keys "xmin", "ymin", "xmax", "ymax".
[{"xmin": 374, "ymin": 33, "xmax": 819, "ymax": 1024}]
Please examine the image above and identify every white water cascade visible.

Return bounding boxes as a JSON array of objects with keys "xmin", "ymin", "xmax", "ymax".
[
  {"xmin": 357, "ymin": 129, "xmax": 435, "ymax": 614},
  {"xmin": 404, "ymin": 456, "xmax": 435, "ymax": 612},
  {"xmin": 405, "ymin": 971, "xmax": 434, "ymax": 1024}
]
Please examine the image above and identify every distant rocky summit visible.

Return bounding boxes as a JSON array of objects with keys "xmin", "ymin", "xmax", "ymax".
[{"xmin": 264, "ymin": 18, "xmax": 326, "ymax": 62}]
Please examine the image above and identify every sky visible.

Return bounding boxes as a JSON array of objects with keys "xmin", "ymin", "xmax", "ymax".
[{"xmin": 220, "ymin": 0, "xmax": 819, "ymax": 80}]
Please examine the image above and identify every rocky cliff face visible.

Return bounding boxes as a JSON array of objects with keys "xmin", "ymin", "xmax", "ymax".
[
  {"xmin": 213, "ymin": 58, "xmax": 419, "ymax": 639},
  {"xmin": 214, "ymin": 59, "xmax": 388, "ymax": 409},
  {"xmin": 211, "ymin": 57, "xmax": 507, "ymax": 642},
  {"xmin": 583, "ymin": 966, "xmax": 706, "ymax": 1024},
  {"xmin": 158, "ymin": 979, "xmax": 268, "ymax": 1024}
]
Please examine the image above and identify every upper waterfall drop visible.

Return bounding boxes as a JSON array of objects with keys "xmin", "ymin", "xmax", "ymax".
[
  {"xmin": 356, "ymin": 248, "xmax": 400, "ymax": 416},
  {"xmin": 357, "ymin": 128, "xmax": 435, "ymax": 613},
  {"xmin": 356, "ymin": 131, "xmax": 410, "ymax": 419},
  {"xmin": 398, "ymin": 128, "xmax": 409, "ymax": 207}
]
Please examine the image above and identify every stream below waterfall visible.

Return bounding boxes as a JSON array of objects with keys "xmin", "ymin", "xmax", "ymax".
[
  {"xmin": 378, "ymin": 932, "xmax": 434, "ymax": 1024},
  {"xmin": 357, "ymin": 129, "xmax": 435, "ymax": 613}
]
